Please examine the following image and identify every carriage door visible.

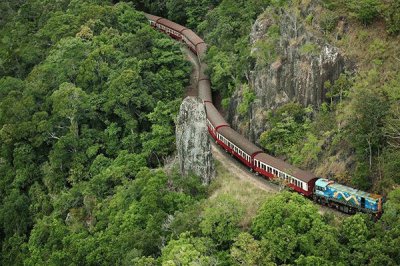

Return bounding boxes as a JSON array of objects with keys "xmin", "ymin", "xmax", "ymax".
[{"xmin": 361, "ymin": 197, "xmax": 365, "ymax": 209}]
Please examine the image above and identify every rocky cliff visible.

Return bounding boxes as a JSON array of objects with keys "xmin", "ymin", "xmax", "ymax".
[
  {"xmin": 176, "ymin": 96, "xmax": 214, "ymax": 184},
  {"xmin": 228, "ymin": 4, "xmax": 346, "ymax": 142}
]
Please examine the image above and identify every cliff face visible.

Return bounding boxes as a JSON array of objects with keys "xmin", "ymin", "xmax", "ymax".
[
  {"xmin": 176, "ymin": 97, "xmax": 214, "ymax": 184},
  {"xmin": 228, "ymin": 5, "xmax": 346, "ymax": 142}
]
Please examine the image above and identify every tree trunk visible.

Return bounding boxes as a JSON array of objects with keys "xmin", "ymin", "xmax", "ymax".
[{"xmin": 367, "ymin": 137, "xmax": 372, "ymax": 169}]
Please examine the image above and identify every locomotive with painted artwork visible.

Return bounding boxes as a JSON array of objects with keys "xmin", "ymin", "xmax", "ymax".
[{"xmin": 314, "ymin": 179, "xmax": 383, "ymax": 215}]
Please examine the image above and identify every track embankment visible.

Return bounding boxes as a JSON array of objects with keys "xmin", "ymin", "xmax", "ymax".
[{"xmin": 211, "ymin": 142, "xmax": 278, "ymax": 193}]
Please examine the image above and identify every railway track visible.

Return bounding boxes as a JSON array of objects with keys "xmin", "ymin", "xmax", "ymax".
[
  {"xmin": 147, "ymin": 13, "xmax": 377, "ymax": 217},
  {"xmin": 181, "ymin": 44, "xmax": 346, "ymax": 217}
]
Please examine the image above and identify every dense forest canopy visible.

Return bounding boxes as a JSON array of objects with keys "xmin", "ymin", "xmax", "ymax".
[
  {"xmin": 1, "ymin": 0, "xmax": 400, "ymax": 265},
  {"xmin": 0, "ymin": 0, "xmax": 199, "ymax": 264}
]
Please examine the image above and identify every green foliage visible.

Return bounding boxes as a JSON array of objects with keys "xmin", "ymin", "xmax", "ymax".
[
  {"xmin": 252, "ymin": 24, "xmax": 281, "ymax": 67},
  {"xmin": 295, "ymin": 255, "xmax": 331, "ymax": 266},
  {"xmin": 252, "ymin": 192, "xmax": 343, "ymax": 265},
  {"xmin": 253, "ymin": 39, "xmax": 278, "ymax": 66},
  {"xmin": 299, "ymin": 42, "xmax": 320, "ymax": 55},
  {"xmin": 325, "ymin": 73, "xmax": 353, "ymax": 105},
  {"xmin": 347, "ymin": 0, "xmax": 381, "ymax": 25},
  {"xmin": 206, "ymin": 46, "xmax": 236, "ymax": 97},
  {"xmin": 237, "ymin": 84, "xmax": 256, "ymax": 116},
  {"xmin": 305, "ymin": 14, "xmax": 314, "ymax": 25},
  {"xmin": 368, "ymin": 39, "xmax": 388, "ymax": 66},
  {"xmin": 185, "ymin": 0, "xmax": 222, "ymax": 29},
  {"xmin": 259, "ymin": 102, "xmax": 311, "ymax": 161},
  {"xmin": 319, "ymin": 10, "xmax": 338, "ymax": 33},
  {"xmin": 199, "ymin": 0, "xmax": 275, "ymax": 98},
  {"xmin": 0, "ymin": 1, "xmax": 194, "ymax": 264},
  {"xmin": 345, "ymin": 70, "xmax": 390, "ymax": 188},
  {"xmin": 252, "ymin": 192, "xmax": 321, "ymax": 238},
  {"xmin": 161, "ymin": 233, "xmax": 216, "ymax": 265},
  {"xmin": 381, "ymin": 0, "xmax": 400, "ymax": 35},
  {"xmin": 230, "ymin": 232, "xmax": 263, "ymax": 266},
  {"xmin": 200, "ymin": 194, "xmax": 244, "ymax": 247}
]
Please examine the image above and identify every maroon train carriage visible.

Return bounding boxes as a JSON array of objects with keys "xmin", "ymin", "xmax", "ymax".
[
  {"xmin": 157, "ymin": 18, "xmax": 187, "ymax": 40},
  {"xmin": 181, "ymin": 29, "xmax": 205, "ymax": 53},
  {"xmin": 196, "ymin": 42, "xmax": 207, "ymax": 60},
  {"xmin": 254, "ymin": 153, "xmax": 317, "ymax": 196},
  {"xmin": 198, "ymin": 79, "xmax": 212, "ymax": 102},
  {"xmin": 205, "ymin": 102, "xmax": 229, "ymax": 139},
  {"xmin": 198, "ymin": 63, "xmax": 209, "ymax": 81},
  {"xmin": 144, "ymin": 14, "xmax": 187, "ymax": 40},
  {"xmin": 216, "ymin": 127, "xmax": 263, "ymax": 168},
  {"xmin": 144, "ymin": 13, "xmax": 162, "ymax": 27}
]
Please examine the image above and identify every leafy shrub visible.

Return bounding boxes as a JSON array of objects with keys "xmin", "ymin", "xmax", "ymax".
[
  {"xmin": 237, "ymin": 84, "xmax": 255, "ymax": 116},
  {"xmin": 382, "ymin": 0, "xmax": 400, "ymax": 35},
  {"xmin": 252, "ymin": 25, "xmax": 281, "ymax": 66},
  {"xmin": 347, "ymin": 0, "xmax": 381, "ymax": 25},
  {"xmin": 305, "ymin": 14, "xmax": 314, "ymax": 25},
  {"xmin": 319, "ymin": 10, "xmax": 338, "ymax": 33},
  {"xmin": 299, "ymin": 42, "xmax": 320, "ymax": 55}
]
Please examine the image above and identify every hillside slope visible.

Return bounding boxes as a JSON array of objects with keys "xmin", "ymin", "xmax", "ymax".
[{"xmin": 198, "ymin": 0, "xmax": 400, "ymax": 194}]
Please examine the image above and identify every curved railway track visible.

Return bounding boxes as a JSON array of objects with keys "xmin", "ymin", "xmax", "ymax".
[
  {"xmin": 183, "ymin": 42, "xmax": 345, "ymax": 216},
  {"xmin": 145, "ymin": 13, "xmax": 383, "ymax": 217}
]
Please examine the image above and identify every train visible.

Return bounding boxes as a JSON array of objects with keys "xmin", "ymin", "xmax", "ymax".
[{"xmin": 144, "ymin": 13, "xmax": 384, "ymax": 217}]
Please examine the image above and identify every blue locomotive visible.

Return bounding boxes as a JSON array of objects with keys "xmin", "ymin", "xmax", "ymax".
[{"xmin": 314, "ymin": 179, "xmax": 383, "ymax": 215}]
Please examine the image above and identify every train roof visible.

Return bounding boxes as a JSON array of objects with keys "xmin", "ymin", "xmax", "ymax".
[
  {"xmin": 254, "ymin": 153, "xmax": 317, "ymax": 183},
  {"xmin": 217, "ymin": 127, "xmax": 262, "ymax": 156},
  {"xmin": 196, "ymin": 43, "xmax": 207, "ymax": 59},
  {"xmin": 198, "ymin": 79, "xmax": 212, "ymax": 102},
  {"xmin": 157, "ymin": 18, "xmax": 187, "ymax": 33},
  {"xmin": 316, "ymin": 179, "xmax": 383, "ymax": 201},
  {"xmin": 199, "ymin": 63, "xmax": 209, "ymax": 81},
  {"xmin": 182, "ymin": 29, "xmax": 205, "ymax": 46},
  {"xmin": 144, "ymin": 13, "xmax": 162, "ymax": 22},
  {"xmin": 205, "ymin": 102, "xmax": 229, "ymax": 128}
]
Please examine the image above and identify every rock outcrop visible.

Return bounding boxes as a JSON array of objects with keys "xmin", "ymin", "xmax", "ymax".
[
  {"xmin": 176, "ymin": 96, "xmax": 214, "ymax": 184},
  {"xmin": 228, "ymin": 4, "xmax": 346, "ymax": 142}
]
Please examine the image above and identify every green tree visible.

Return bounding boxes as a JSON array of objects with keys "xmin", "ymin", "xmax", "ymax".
[
  {"xmin": 200, "ymin": 195, "xmax": 244, "ymax": 247},
  {"xmin": 347, "ymin": 0, "xmax": 381, "ymax": 25},
  {"xmin": 230, "ymin": 232, "xmax": 264, "ymax": 266},
  {"xmin": 0, "ymin": 189, "xmax": 31, "ymax": 237},
  {"xmin": 161, "ymin": 233, "xmax": 215, "ymax": 265},
  {"xmin": 345, "ymin": 70, "xmax": 390, "ymax": 188},
  {"xmin": 382, "ymin": 0, "xmax": 400, "ymax": 34}
]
